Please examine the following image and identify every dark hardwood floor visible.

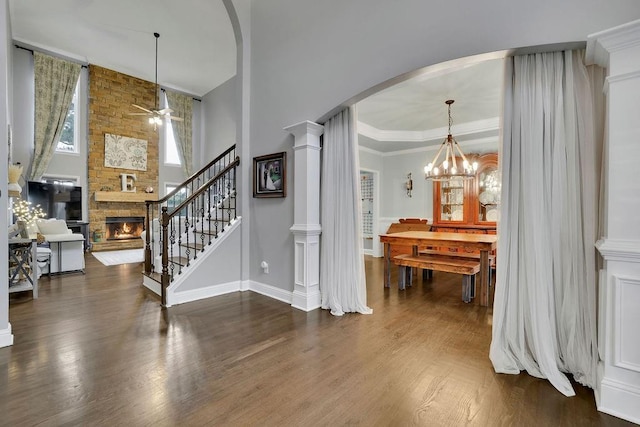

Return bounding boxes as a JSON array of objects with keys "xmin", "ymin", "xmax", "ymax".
[{"xmin": 1, "ymin": 255, "xmax": 632, "ymax": 426}]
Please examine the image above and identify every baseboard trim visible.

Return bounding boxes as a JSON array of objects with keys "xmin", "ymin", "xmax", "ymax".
[
  {"xmin": 248, "ymin": 280, "xmax": 293, "ymax": 305},
  {"xmin": 598, "ymin": 377, "xmax": 640, "ymax": 424},
  {"xmin": 0, "ymin": 324, "xmax": 14, "ymax": 348},
  {"xmin": 142, "ymin": 276, "xmax": 161, "ymax": 296},
  {"xmin": 152, "ymin": 277, "xmax": 298, "ymax": 310},
  {"xmin": 291, "ymin": 289, "xmax": 321, "ymax": 312},
  {"xmin": 170, "ymin": 281, "xmax": 242, "ymax": 306}
]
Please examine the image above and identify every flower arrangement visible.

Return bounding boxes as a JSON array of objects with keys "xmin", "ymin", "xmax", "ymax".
[{"xmin": 12, "ymin": 199, "xmax": 47, "ymax": 226}]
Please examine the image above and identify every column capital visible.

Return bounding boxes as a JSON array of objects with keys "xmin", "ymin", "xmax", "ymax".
[
  {"xmin": 587, "ymin": 19, "xmax": 640, "ymax": 67},
  {"xmin": 284, "ymin": 121, "xmax": 324, "ymax": 139}
]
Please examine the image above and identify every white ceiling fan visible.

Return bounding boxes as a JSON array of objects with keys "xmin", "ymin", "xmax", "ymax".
[{"xmin": 129, "ymin": 32, "xmax": 183, "ymax": 129}]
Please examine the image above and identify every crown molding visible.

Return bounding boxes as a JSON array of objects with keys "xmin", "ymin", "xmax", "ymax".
[
  {"xmin": 357, "ymin": 117, "xmax": 500, "ymax": 143},
  {"xmin": 359, "ymin": 135, "xmax": 499, "ymax": 157}
]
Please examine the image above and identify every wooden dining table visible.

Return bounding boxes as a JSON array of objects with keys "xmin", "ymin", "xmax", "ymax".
[{"xmin": 379, "ymin": 231, "xmax": 498, "ymax": 306}]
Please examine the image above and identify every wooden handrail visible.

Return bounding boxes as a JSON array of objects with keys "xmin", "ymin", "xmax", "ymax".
[
  {"xmin": 153, "ymin": 144, "xmax": 236, "ymax": 205},
  {"xmin": 164, "ymin": 157, "xmax": 240, "ymax": 222}
]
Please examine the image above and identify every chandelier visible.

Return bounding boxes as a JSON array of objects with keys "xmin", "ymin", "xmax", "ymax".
[{"xmin": 424, "ymin": 100, "xmax": 477, "ymax": 181}]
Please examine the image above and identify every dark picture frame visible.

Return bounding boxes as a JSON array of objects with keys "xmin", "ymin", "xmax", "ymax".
[{"xmin": 253, "ymin": 152, "xmax": 286, "ymax": 198}]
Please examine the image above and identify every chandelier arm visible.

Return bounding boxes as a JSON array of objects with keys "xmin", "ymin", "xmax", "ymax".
[
  {"xmin": 453, "ymin": 144, "xmax": 460, "ymax": 172},
  {"xmin": 453, "ymin": 140, "xmax": 469, "ymax": 165},
  {"xmin": 446, "ymin": 143, "xmax": 453, "ymax": 171},
  {"xmin": 429, "ymin": 140, "xmax": 448, "ymax": 168}
]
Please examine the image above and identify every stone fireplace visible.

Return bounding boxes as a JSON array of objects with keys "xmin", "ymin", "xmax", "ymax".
[
  {"xmin": 105, "ymin": 216, "xmax": 144, "ymax": 241},
  {"xmin": 87, "ymin": 65, "xmax": 158, "ymax": 252}
]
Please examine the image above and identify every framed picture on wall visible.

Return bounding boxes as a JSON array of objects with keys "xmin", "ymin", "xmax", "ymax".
[{"xmin": 253, "ymin": 152, "xmax": 286, "ymax": 198}]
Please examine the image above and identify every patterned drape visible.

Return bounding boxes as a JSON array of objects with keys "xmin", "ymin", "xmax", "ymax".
[
  {"xmin": 30, "ymin": 52, "xmax": 81, "ymax": 180},
  {"xmin": 165, "ymin": 90, "xmax": 193, "ymax": 177}
]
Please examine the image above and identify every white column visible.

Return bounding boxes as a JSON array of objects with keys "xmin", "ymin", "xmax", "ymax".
[
  {"xmin": 587, "ymin": 19, "xmax": 640, "ymax": 425},
  {"xmin": 285, "ymin": 121, "xmax": 324, "ymax": 311}
]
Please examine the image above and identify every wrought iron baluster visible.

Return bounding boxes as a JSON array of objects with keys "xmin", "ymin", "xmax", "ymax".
[{"xmin": 170, "ymin": 213, "xmax": 177, "ymax": 279}]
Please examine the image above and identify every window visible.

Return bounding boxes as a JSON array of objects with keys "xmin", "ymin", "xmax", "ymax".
[
  {"xmin": 56, "ymin": 78, "xmax": 80, "ymax": 153},
  {"xmin": 164, "ymin": 94, "xmax": 181, "ymax": 165},
  {"xmin": 165, "ymin": 183, "xmax": 189, "ymax": 215}
]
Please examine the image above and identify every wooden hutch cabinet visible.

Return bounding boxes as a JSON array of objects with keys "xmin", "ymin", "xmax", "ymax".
[{"xmin": 432, "ymin": 153, "xmax": 499, "ymax": 235}]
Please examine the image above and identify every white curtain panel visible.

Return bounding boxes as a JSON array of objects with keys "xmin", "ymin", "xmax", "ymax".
[
  {"xmin": 490, "ymin": 50, "xmax": 602, "ymax": 396},
  {"xmin": 320, "ymin": 106, "xmax": 373, "ymax": 316}
]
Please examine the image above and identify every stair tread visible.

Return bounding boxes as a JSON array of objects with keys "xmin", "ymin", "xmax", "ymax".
[
  {"xmin": 169, "ymin": 256, "xmax": 190, "ymax": 267},
  {"xmin": 180, "ymin": 242, "xmax": 205, "ymax": 250}
]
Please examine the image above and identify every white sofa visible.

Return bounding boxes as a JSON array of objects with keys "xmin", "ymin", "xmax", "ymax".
[{"xmin": 35, "ymin": 219, "xmax": 85, "ymax": 274}]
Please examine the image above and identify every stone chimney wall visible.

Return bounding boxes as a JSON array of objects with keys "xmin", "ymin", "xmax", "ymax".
[{"xmin": 88, "ymin": 65, "xmax": 159, "ymax": 248}]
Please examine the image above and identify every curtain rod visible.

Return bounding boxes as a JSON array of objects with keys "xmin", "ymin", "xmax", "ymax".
[
  {"xmin": 14, "ymin": 44, "xmax": 88, "ymax": 68},
  {"xmin": 160, "ymin": 87, "xmax": 201, "ymax": 102}
]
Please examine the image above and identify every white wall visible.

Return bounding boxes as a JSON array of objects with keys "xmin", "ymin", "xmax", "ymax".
[
  {"xmin": 1, "ymin": 0, "xmax": 12, "ymax": 348},
  {"xmin": 202, "ymin": 75, "xmax": 237, "ymax": 161},
  {"xmin": 378, "ymin": 148, "xmax": 434, "ymax": 220},
  {"xmin": 10, "ymin": 48, "xmax": 31, "ymax": 172},
  {"xmin": 246, "ymin": 0, "xmax": 640, "ymax": 293}
]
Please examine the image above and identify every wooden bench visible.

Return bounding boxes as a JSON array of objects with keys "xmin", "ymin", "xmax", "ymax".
[
  {"xmin": 418, "ymin": 248, "xmax": 495, "ymax": 284},
  {"xmin": 393, "ymin": 254, "xmax": 481, "ymax": 303}
]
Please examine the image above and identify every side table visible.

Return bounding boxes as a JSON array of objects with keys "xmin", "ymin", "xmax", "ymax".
[{"xmin": 8, "ymin": 237, "xmax": 38, "ymax": 299}]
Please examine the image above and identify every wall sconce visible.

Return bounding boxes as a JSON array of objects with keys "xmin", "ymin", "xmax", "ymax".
[{"xmin": 406, "ymin": 173, "xmax": 413, "ymax": 197}]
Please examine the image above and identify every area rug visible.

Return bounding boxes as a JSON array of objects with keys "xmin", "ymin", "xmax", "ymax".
[{"xmin": 92, "ymin": 249, "xmax": 144, "ymax": 266}]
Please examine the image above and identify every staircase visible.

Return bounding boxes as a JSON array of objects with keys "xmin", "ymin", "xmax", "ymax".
[{"xmin": 142, "ymin": 144, "xmax": 240, "ymax": 306}]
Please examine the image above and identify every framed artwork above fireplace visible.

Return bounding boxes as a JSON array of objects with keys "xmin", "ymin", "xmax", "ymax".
[{"xmin": 104, "ymin": 133, "xmax": 148, "ymax": 171}]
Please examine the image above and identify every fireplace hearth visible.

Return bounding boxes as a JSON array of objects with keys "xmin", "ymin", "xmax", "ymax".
[{"xmin": 105, "ymin": 216, "xmax": 144, "ymax": 241}]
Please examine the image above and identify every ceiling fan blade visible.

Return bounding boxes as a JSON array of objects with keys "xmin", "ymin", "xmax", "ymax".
[
  {"xmin": 127, "ymin": 113, "xmax": 151, "ymax": 116},
  {"xmin": 167, "ymin": 116, "xmax": 184, "ymax": 122},
  {"xmin": 157, "ymin": 108, "xmax": 174, "ymax": 115},
  {"xmin": 132, "ymin": 104, "xmax": 153, "ymax": 113}
]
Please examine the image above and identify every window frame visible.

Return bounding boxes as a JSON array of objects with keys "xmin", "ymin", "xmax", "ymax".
[
  {"xmin": 163, "ymin": 93, "xmax": 182, "ymax": 167},
  {"xmin": 55, "ymin": 77, "xmax": 81, "ymax": 155}
]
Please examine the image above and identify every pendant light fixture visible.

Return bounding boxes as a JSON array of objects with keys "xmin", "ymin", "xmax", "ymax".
[
  {"xmin": 129, "ymin": 32, "xmax": 183, "ymax": 130},
  {"xmin": 424, "ymin": 100, "xmax": 478, "ymax": 181}
]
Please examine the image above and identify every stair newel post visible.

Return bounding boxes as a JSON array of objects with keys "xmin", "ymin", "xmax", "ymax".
[
  {"xmin": 144, "ymin": 201, "xmax": 152, "ymax": 274},
  {"xmin": 160, "ymin": 206, "xmax": 170, "ymax": 307}
]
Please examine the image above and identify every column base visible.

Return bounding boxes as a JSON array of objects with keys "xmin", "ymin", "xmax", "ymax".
[{"xmin": 291, "ymin": 287, "xmax": 321, "ymax": 312}]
